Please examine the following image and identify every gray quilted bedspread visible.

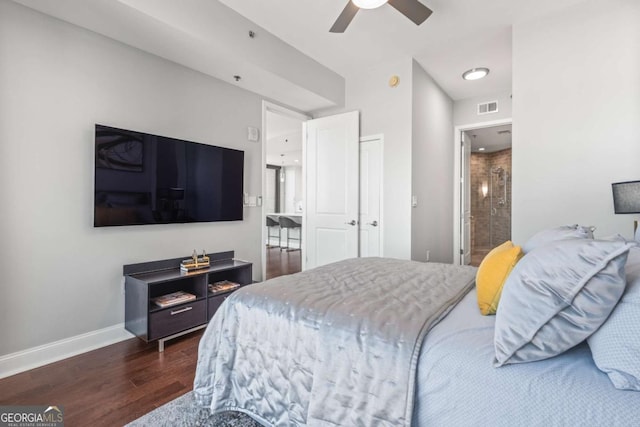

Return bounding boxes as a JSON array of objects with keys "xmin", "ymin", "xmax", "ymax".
[{"xmin": 194, "ymin": 257, "xmax": 476, "ymax": 426}]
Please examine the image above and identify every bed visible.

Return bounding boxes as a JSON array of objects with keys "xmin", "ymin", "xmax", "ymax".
[
  {"xmin": 414, "ymin": 288, "xmax": 640, "ymax": 426},
  {"xmin": 194, "ymin": 228, "xmax": 640, "ymax": 426}
]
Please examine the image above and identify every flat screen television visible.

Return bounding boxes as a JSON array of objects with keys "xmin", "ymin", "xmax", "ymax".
[{"xmin": 94, "ymin": 124, "xmax": 244, "ymax": 227}]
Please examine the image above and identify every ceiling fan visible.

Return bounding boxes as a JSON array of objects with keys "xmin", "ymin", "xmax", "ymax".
[{"xmin": 330, "ymin": 0, "xmax": 433, "ymax": 33}]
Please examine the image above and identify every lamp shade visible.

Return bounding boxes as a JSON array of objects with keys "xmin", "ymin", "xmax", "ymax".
[{"xmin": 612, "ymin": 180, "xmax": 640, "ymax": 213}]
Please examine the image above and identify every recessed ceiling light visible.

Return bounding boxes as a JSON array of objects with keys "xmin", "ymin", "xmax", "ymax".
[
  {"xmin": 478, "ymin": 147, "xmax": 486, "ymax": 151},
  {"xmin": 294, "ymin": 159, "xmax": 299, "ymax": 163},
  {"xmin": 462, "ymin": 68, "xmax": 490, "ymax": 81}
]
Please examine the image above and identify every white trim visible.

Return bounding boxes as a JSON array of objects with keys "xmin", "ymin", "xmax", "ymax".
[
  {"xmin": 0, "ymin": 323, "xmax": 134, "ymax": 379},
  {"xmin": 302, "ymin": 119, "xmax": 308, "ymax": 271},
  {"xmin": 261, "ymin": 101, "xmax": 310, "ymax": 279},
  {"xmin": 360, "ymin": 134, "xmax": 384, "ymax": 257},
  {"xmin": 453, "ymin": 118, "xmax": 512, "ymax": 265}
]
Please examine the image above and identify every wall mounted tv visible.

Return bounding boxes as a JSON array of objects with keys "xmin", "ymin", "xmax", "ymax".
[{"xmin": 94, "ymin": 124, "xmax": 244, "ymax": 227}]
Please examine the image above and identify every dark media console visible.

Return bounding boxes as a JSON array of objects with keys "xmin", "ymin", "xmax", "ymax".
[{"xmin": 123, "ymin": 251, "xmax": 252, "ymax": 351}]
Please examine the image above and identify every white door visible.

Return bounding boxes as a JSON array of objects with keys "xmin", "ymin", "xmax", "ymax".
[
  {"xmin": 359, "ymin": 137, "xmax": 383, "ymax": 257},
  {"xmin": 304, "ymin": 111, "xmax": 359, "ymax": 269},
  {"xmin": 461, "ymin": 132, "xmax": 471, "ymax": 265}
]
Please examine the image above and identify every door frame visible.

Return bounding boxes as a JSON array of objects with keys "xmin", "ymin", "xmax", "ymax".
[
  {"xmin": 261, "ymin": 101, "xmax": 310, "ymax": 281},
  {"xmin": 360, "ymin": 134, "xmax": 384, "ymax": 257},
  {"xmin": 452, "ymin": 118, "xmax": 512, "ymax": 265},
  {"xmin": 265, "ymin": 164, "xmax": 282, "ymax": 214}
]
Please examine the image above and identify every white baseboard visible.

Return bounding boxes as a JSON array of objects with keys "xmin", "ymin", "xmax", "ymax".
[{"xmin": 0, "ymin": 323, "xmax": 135, "ymax": 379}]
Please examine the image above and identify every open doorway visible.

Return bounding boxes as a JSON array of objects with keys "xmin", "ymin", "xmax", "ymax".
[
  {"xmin": 453, "ymin": 118, "xmax": 512, "ymax": 266},
  {"xmin": 262, "ymin": 102, "xmax": 308, "ymax": 280},
  {"xmin": 466, "ymin": 124, "xmax": 512, "ymax": 266},
  {"xmin": 261, "ymin": 106, "xmax": 362, "ymax": 277}
]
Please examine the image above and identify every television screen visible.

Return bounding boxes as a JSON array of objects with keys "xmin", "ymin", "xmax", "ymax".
[{"xmin": 94, "ymin": 124, "xmax": 244, "ymax": 227}]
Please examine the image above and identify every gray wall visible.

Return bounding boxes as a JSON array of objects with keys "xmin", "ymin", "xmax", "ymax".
[
  {"xmin": 0, "ymin": 1, "xmax": 264, "ymax": 356},
  {"xmin": 316, "ymin": 58, "xmax": 455, "ymax": 262},
  {"xmin": 411, "ymin": 60, "xmax": 454, "ymax": 263},
  {"xmin": 346, "ymin": 58, "xmax": 414, "ymax": 259},
  {"xmin": 315, "ymin": 57, "xmax": 414, "ymax": 259},
  {"xmin": 453, "ymin": 91, "xmax": 512, "ymax": 126},
  {"xmin": 512, "ymin": 0, "xmax": 640, "ymax": 243}
]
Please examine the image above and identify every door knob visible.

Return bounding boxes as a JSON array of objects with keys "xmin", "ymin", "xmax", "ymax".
[
  {"xmin": 345, "ymin": 220, "xmax": 357, "ymax": 226},
  {"xmin": 367, "ymin": 220, "xmax": 378, "ymax": 227}
]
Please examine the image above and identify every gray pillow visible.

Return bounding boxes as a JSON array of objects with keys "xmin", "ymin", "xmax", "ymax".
[
  {"xmin": 494, "ymin": 239, "xmax": 633, "ymax": 367},
  {"xmin": 588, "ymin": 246, "xmax": 640, "ymax": 390},
  {"xmin": 522, "ymin": 224, "xmax": 594, "ymax": 253}
]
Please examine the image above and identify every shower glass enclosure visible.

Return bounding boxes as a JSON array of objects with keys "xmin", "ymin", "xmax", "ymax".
[
  {"xmin": 489, "ymin": 166, "xmax": 510, "ymax": 247},
  {"xmin": 470, "ymin": 149, "xmax": 512, "ymax": 262}
]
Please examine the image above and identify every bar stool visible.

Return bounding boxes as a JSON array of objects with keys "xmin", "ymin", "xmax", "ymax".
[
  {"xmin": 278, "ymin": 216, "xmax": 301, "ymax": 252},
  {"xmin": 266, "ymin": 216, "xmax": 280, "ymax": 248}
]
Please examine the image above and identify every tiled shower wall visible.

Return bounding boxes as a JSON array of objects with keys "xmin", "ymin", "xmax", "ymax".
[{"xmin": 470, "ymin": 149, "xmax": 512, "ymax": 251}]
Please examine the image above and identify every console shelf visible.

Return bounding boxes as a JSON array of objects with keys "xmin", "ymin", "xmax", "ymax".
[{"xmin": 123, "ymin": 251, "xmax": 252, "ymax": 351}]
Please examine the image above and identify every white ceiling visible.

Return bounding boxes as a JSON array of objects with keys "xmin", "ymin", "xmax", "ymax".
[
  {"xmin": 219, "ymin": 0, "xmax": 586, "ymax": 101},
  {"xmin": 14, "ymin": 0, "xmax": 587, "ymax": 110},
  {"xmin": 265, "ymin": 111, "xmax": 303, "ymax": 167},
  {"xmin": 466, "ymin": 124, "xmax": 512, "ymax": 153}
]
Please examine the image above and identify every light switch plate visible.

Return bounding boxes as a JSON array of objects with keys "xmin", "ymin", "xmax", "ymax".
[{"xmin": 247, "ymin": 126, "xmax": 260, "ymax": 142}]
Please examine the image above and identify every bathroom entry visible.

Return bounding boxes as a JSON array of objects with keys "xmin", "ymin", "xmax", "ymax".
[{"xmin": 465, "ymin": 124, "xmax": 512, "ymax": 266}]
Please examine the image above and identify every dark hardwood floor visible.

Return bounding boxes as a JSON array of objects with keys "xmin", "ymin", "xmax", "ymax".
[
  {"xmin": 0, "ymin": 331, "xmax": 203, "ymax": 426},
  {"xmin": 265, "ymin": 245, "xmax": 301, "ymax": 279},
  {"xmin": 0, "ymin": 249, "xmax": 301, "ymax": 426}
]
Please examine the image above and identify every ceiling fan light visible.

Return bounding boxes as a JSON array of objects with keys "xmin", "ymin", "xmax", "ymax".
[
  {"xmin": 462, "ymin": 67, "xmax": 490, "ymax": 81},
  {"xmin": 353, "ymin": 0, "xmax": 388, "ymax": 9}
]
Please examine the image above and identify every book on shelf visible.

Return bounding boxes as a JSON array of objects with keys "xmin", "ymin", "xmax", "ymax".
[
  {"xmin": 152, "ymin": 291, "xmax": 196, "ymax": 308},
  {"xmin": 208, "ymin": 280, "xmax": 240, "ymax": 294}
]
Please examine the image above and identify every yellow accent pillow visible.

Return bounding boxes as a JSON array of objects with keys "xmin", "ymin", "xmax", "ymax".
[{"xmin": 476, "ymin": 241, "xmax": 523, "ymax": 315}]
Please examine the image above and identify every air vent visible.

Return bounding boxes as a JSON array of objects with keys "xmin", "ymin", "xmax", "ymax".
[{"xmin": 477, "ymin": 101, "xmax": 498, "ymax": 115}]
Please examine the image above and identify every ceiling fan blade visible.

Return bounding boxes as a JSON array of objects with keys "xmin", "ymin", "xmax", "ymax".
[
  {"xmin": 330, "ymin": 1, "xmax": 360, "ymax": 33},
  {"xmin": 388, "ymin": 0, "xmax": 433, "ymax": 26}
]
